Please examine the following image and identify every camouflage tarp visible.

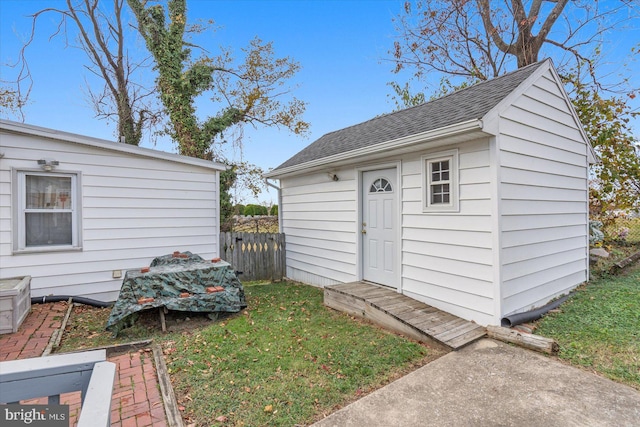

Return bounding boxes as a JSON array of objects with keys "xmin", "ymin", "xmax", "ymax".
[
  {"xmin": 149, "ymin": 251, "xmax": 205, "ymax": 267},
  {"xmin": 106, "ymin": 253, "xmax": 246, "ymax": 335}
]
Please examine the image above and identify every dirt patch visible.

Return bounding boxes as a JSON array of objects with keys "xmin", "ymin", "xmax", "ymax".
[
  {"xmin": 138, "ymin": 308, "xmax": 235, "ymax": 333},
  {"xmin": 57, "ymin": 304, "xmax": 236, "ymax": 353}
]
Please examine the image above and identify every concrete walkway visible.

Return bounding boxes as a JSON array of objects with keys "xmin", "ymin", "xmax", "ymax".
[
  {"xmin": 0, "ymin": 302, "xmax": 168, "ymax": 427},
  {"xmin": 313, "ymin": 339, "xmax": 640, "ymax": 427}
]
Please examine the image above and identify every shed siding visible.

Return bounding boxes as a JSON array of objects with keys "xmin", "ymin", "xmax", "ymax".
[
  {"xmin": 280, "ymin": 169, "xmax": 357, "ymax": 286},
  {"xmin": 0, "ymin": 132, "xmax": 219, "ymax": 301},
  {"xmin": 401, "ymin": 138, "xmax": 495, "ymax": 325},
  {"xmin": 498, "ymin": 70, "xmax": 589, "ymax": 315}
]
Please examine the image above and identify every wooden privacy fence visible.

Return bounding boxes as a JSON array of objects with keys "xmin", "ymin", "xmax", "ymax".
[{"xmin": 220, "ymin": 232, "xmax": 286, "ymax": 282}]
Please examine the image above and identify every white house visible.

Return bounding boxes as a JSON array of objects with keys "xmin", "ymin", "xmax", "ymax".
[
  {"xmin": 0, "ymin": 120, "xmax": 225, "ymax": 302},
  {"xmin": 265, "ymin": 59, "xmax": 596, "ymax": 326}
]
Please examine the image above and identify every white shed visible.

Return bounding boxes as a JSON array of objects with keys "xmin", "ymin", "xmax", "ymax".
[
  {"xmin": 265, "ymin": 59, "xmax": 595, "ymax": 326},
  {"xmin": 0, "ymin": 120, "xmax": 225, "ymax": 302}
]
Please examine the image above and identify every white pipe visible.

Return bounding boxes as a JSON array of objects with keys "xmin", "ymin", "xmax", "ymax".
[{"xmin": 265, "ymin": 178, "xmax": 283, "ymax": 233}]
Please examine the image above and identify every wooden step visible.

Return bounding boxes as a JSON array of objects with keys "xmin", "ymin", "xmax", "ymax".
[{"xmin": 324, "ymin": 282, "xmax": 485, "ymax": 350}]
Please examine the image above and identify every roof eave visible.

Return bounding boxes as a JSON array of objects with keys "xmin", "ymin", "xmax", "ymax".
[
  {"xmin": 0, "ymin": 119, "xmax": 227, "ymax": 171},
  {"xmin": 265, "ymin": 118, "xmax": 484, "ymax": 178}
]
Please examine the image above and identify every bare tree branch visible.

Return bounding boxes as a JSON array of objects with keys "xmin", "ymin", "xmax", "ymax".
[{"xmin": 9, "ymin": 0, "xmax": 160, "ymax": 144}]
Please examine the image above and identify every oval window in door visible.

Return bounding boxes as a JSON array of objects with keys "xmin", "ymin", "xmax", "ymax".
[{"xmin": 369, "ymin": 178, "xmax": 393, "ymax": 193}]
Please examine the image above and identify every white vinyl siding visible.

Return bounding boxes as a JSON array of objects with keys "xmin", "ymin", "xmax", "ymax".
[
  {"xmin": 498, "ymin": 69, "xmax": 589, "ymax": 316},
  {"xmin": 0, "ymin": 132, "xmax": 220, "ymax": 302},
  {"xmin": 271, "ymin": 62, "xmax": 590, "ymax": 328},
  {"xmin": 280, "ymin": 169, "xmax": 357, "ymax": 286},
  {"xmin": 402, "ymin": 138, "xmax": 495, "ymax": 325}
]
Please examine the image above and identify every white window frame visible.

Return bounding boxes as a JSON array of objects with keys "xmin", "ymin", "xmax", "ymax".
[
  {"xmin": 13, "ymin": 169, "xmax": 83, "ymax": 253},
  {"xmin": 422, "ymin": 149, "xmax": 459, "ymax": 213}
]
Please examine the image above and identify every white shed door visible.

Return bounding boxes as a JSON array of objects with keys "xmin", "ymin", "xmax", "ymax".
[{"xmin": 362, "ymin": 169, "xmax": 397, "ymax": 288}]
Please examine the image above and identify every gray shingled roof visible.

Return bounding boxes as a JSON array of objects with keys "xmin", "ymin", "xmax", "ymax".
[{"xmin": 273, "ymin": 60, "xmax": 546, "ymax": 172}]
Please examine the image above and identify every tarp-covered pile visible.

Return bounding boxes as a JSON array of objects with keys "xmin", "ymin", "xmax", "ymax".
[{"xmin": 106, "ymin": 252, "xmax": 246, "ymax": 335}]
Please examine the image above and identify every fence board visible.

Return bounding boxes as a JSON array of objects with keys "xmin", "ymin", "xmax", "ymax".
[{"xmin": 220, "ymin": 232, "xmax": 286, "ymax": 282}]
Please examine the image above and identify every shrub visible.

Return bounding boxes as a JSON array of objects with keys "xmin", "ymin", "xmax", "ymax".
[
  {"xmin": 270, "ymin": 205, "xmax": 278, "ymax": 216},
  {"xmin": 244, "ymin": 204, "xmax": 267, "ymax": 216}
]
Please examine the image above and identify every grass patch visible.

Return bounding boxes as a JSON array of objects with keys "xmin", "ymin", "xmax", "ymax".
[
  {"xmin": 535, "ymin": 262, "xmax": 640, "ymax": 390},
  {"xmin": 168, "ymin": 282, "xmax": 443, "ymax": 426},
  {"xmin": 58, "ymin": 281, "xmax": 444, "ymax": 426}
]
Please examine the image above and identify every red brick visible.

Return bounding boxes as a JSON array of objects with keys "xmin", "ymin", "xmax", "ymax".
[
  {"xmin": 115, "ymin": 356, "xmax": 131, "ymax": 370},
  {"xmin": 119, "ymin": 367, "xmax": 141, "ymax": 378},
  {"xmin": 121, "ymin": 402, "xmax": 150, "ymax": 419},
  {"xmin": 151, "ymin": 406, "xmax": 166, "ymax": 421},
  {"xmin": 136, "ymin": 413, "xmax": 153, "ymax": 426},
  {"xmin": 113, "ymin": 390, "xmax": 133, "ymax": 400},
  {"xmin": 134, "ymin": 390, "xmax": 148, "ymax": 404},
  {"xmin": 121, "ymin": 416, "xmax": 138, "ymax": 427},
  {"xmin": 0, "ymin": 301, "xmax": 170, "ymax": 425}
]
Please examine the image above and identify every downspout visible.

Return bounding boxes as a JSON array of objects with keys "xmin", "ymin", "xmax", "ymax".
[
  {"xmin": 500, "ymin": 294, "xmax": 572, "ymax": 328},
  {"xmin": 265, "ymin": 178, "xmax": 283, "ymax": 233}
]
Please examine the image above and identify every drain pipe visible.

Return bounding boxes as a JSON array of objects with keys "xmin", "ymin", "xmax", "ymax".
[
  {"xmin": 32, "ymin": 295, "xmax": 112, "ymax": 308},
  {"xmin": 265, "ymin": 178, "xmax": 283, "ymax": 233},
  {"xmin": 501, "ymin": 294, "xmax": 572, "ymax": 328}
]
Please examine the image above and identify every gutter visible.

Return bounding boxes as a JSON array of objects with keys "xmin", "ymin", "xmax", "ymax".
[
  {"xmin": 265, "ymin": 178, "xmax": 283, "ymax": 233},
  {"xmin": 265, "ymin": 119, "xmax": 484, "ymax": 178}
]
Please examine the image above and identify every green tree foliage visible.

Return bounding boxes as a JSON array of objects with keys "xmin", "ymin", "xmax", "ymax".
[
  {"xmin": 244, "ymin": 204, "xmax": 268, "ymax": 217},
  {"xmin": 219, "ymin": 165, "xmax": 237, "ymax": 231},
  {"xmin": 269, "ymin": 204, "xmax": 278, "ymax": 217},
  {"xmin": 571, "ymin": 84, "xmax": 640, "ymax": 216},
  {"xmin": 127, "ymin": 0, "xmax": 308, "ymax": 160}
]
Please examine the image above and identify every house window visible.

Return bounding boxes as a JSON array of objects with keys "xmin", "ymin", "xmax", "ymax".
[
  {"xmin": 369, "ymin": 178, "xmax": 393, "ymax": 193},
  {"xmin": 422, "ymin": 150, "xmax": 459, "ymax": 212},
  {"xmin": 14, "ymin": 170, "xmax": 82, "ymax": 252}
]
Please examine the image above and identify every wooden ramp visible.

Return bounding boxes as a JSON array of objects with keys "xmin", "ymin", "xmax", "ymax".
[{"xmin": 324, "ymin": 282, "xmax": 486, "ymax": 350}]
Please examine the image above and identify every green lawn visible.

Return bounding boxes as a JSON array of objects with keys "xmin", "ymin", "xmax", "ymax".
[
  {"xmin": 535, "ymin": 262, "xmax": 640, "ymax": 390},
  {"xmin": 58, "ymin": 281, "xmax": 444, "ymax": 426},
  {"xmin": 166, "ymin": 282, "xmax": 443, "ymax": 426}
]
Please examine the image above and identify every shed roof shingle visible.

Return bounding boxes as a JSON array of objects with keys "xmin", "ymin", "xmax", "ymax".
[{"xmin": 273, "ymin": 60, "xmax": 546, "ymax": 172}]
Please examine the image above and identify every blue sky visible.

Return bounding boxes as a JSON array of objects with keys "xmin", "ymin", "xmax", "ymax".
[
  {"xmin": 1, "ymin": 1, "xmax": 638, "ymax": 204},
  {"xmin": 0, "ymin": 1, "xmax": 408, "ymax": 203}
]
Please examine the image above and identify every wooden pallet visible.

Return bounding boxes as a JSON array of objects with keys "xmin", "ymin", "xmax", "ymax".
[{"xmin": 324, "ymin": 282, "xmax": 486, "ymax": 350}]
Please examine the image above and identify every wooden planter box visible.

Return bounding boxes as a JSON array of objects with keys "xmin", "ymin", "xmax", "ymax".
[{"xmin": 0, "ymin": 276, "xmax": 31, "ymax": 334}]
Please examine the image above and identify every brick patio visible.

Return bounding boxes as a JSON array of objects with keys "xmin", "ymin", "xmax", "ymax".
[{"xmin": 0, "ymin": 302, "xmax": 170, "ymax": 427}]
